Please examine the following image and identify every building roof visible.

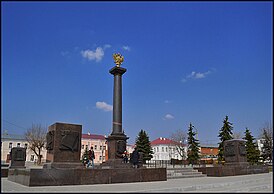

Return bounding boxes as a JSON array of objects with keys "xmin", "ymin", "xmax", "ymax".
[
  {"xmin": 82, "ymin": 133, "xmax": 106, "ymax": 140},
  {"xmin": 200, "ymin": 144, "xmax": 218, "ymax": 148},
  {"xmin": 151, "ymin": 137, "xmax": 186, "ymax": 146},
  {"xmin": 1, "ymin": 133, "xmax": 26, "ymax": 140}
]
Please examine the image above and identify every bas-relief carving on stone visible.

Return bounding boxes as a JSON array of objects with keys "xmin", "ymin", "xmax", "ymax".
[
  {"xmin": 238, "ymin": 142, "xmax": 246, "ymax": 156},
  {"xmin": 59, "ymin": 129, "xmax": 79, "ymax": 152},
  {"xmin": 224, "ymin": 143, "xmax": 235, "ymax": 157},
  {"xmin": 13, "ymin": 149, "xmax": 26, "ymax": 161},
  {"xmin": 46, "ymin": 131, "xmax": 54, "ymax": 150},
  {"xmin": 116, "ymin": 140, "xmax": 126, "ymax": 158}
]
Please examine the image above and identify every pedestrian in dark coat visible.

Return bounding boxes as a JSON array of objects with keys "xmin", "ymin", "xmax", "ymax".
[{"xmin": 131, "ymin": 147, "xmax": 139, "ymax": 168}]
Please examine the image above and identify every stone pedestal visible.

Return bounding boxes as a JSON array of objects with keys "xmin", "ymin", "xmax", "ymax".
[
  {"xmin": 43, "ymin": 122, "xmax": 84, "ymax": 169},
  {"xmin": 10, "ymin": 147, "xmax": 26, "ymax": 169},
  {"xmin": 8, "ymin": 168, "xmax": 167, "ymax": 186},
  {"xmin": 194, "ymin": 139, "xmax": 269, "ymax": 177}
]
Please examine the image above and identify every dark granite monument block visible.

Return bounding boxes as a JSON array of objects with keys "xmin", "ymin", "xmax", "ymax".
[
  {"xmin": 10, "ymin": 147, "xmax": 26, "ymax": 169},
  {"xmin": 194, "ymin": 139, "xmax": 269, "ymax": 176},
  {"xmin": 224, "ymin": 139, "xmax": 248, "ymax": 166},
  {"xmin": 44, "ymin": 122, "xmax": 83, "ymax": 169}
]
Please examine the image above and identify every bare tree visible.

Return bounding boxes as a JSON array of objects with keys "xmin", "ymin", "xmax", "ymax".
[
  {"xmin": 259, "ymin": 121, "xmax": 273, "ymax": 139},
  {"xmin": 233, "ymin": 131, "xmax": 243, "ymax": 139},
  {"xmin": 259, "ymin": 121, "xmax": 273, "ymax": 163},
  {"xmin": 25, "ymin": 124, "xmax": 47, "ymax": 165},
  {"xmin": 170, "ymin": 129, "xmax": 187, "ymax": 159}
]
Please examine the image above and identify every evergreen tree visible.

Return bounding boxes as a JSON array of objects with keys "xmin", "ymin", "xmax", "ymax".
[
  {"xmin": 81, "ymin": 147, "xmax": 89, "ymax": 165},
  {"xmin": 261, "ymin": 129, "xmax": 273, "ymax": 163},
  {"xmin": 217, "ymin": 115, "xmax": 233, "ymax": 162},
  {"xmin": 243, "ymin": 128, "xmax": 260, "ymax": 164},
  {"xmin": 135, "ymin": 129, "xmax": 154, "ymax": 163},
  {"xmin": 187, "ymin": 123, "xmax": 200, "ymax": 165}
]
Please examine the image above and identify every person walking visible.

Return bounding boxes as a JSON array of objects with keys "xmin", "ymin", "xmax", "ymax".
[
  {"xmin": 122, "ymin": 150, "xmax": 128, "ymax": 163},
  {"xmin": 131, "ymin": 147, "xmax": 139, "ymax": 168},
  {"xmin": 87, "ymin": 146, "xmax": 95, "ymax": 169}
]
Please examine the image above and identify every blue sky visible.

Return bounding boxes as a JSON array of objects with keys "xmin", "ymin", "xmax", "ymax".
[{"xmin": 2, "ymin": 2, "xmax": 273, "ymax": 145}]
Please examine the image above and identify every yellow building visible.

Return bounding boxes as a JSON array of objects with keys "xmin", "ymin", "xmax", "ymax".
[{"xmin": 81, "ymin": 133, "xmax": 107, "ymax": 163}]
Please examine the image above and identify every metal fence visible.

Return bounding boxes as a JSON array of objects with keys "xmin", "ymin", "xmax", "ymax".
[{"xmin": 143, "ymin": 159, "xmax": 215, "ymax": 168}]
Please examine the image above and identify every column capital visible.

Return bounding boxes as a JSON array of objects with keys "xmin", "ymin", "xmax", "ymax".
[{"xmin": 109, "ymin": 66, "xmax": 127, "ymax": 75}]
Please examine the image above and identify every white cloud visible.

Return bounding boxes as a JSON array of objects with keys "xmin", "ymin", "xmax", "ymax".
[
  {"xmin": 104, "ymin": 44, "xmax": 112, "ymax": 49},
  {"xmin": 61, "ymin": 51, "xmax": 69, "ymax": 56},
  {"xmin": 164, "ymin": 114, "xmax": 174, "ymax": 120},
  {"xmin": 181, "ymin": 78, "xmax": 187, "ymax": 83},
  {"xmin": 182, "ymin": 70, "xmax": 212, "ymax": 83},
  {"xmin": 122, "ymin": 45, "xmax": 131, "ymax": 51},
  {"xmin": 96, "ymin": 101, "xmax": 113, "ymax": 112},
  {"xmin": 81, "ymin": 47, "xmax": 104, "ymax": 62}
]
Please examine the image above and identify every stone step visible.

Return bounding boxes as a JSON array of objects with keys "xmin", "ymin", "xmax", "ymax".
[
  {"xmin": 167, "ymin": 171, "xmax": 204, "ymax": 176},
  {"xmin": 167, "ymin": 169, "xmax": 200, "ymax": 173},
  {"xmin": 167, "ymin": 167, "xmax": 207, "ymax": 179},
  {"xmin": 167, "ymin": 174, "xmax": 207, "ymax": 179}
]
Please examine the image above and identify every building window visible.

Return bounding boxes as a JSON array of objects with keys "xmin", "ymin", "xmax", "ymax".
[
  {"xmin": 100, "ymin": 145, "xmax": 102, "ymax": 150},
  {"xmin": 157, "ymin": 147, "xmax": 159, "ymax": 152},
  {"xmin": 17, "ymin": 143, "xmax": 20, "ymax": 147},
  {"xmin": 162, "ymin": 147, "xmax": 164, "ymax": 152},
  {"xmin": 94, "ymin": 145, "xmax": 97, "ymax": 150},
  {"xmin": 30, "ymin": 155, "xmax": 35, "ymax": 161},
  {"xmin": 99, "ymin": 156, "xmax": 102, "ymax": 160},
  {"xmin": 25, "ymin": 143, "xmax": 28, "ymax": 148},
  {"xmin": 103, "ymin": 146, "xmax": 106, "ymax": 150},
  {"xmin": 166, "ymin": 147, "xmax": 168, "ymax": 152},
  {"xmin": 9, "ymin": 143, "xmax": 12, "ymax": 148},
  {"xmin": 86, "ymin": 145, "xmax": 88, "ymax": 149},
  {"xmin": 82, "ymin": 145, "xmax": 84, "ymax": 149}
]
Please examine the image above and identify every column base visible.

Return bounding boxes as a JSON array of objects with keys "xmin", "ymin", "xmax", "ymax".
[{"xmin": 106, "ymin": 133, "xmax": 129, "ymax": 160}]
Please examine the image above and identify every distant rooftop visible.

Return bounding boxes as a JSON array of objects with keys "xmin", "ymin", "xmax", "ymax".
[
  {"xmin": 82, "ymin": 133, "xmax": 106, "ymax": 140},
  {"xmin": 151, "ymin": 137, "xmax": 186, "ymax": 146},
  {"xmin": 1, "ymin": 133, "xmax": 26, "ymax": 140},
  {"xmin": 200, "ymin": 144, "xmax": 218, "ymax": 148}
]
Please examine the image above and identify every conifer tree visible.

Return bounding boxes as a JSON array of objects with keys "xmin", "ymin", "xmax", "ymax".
[
  {"xmin": 135, "ymin": 129, "xmax": 154, "ymax": 163},
  {"xmin": 81, "ymin": 146, "xmax": 89, "ymax": 164},
  {"xmin": 243, "ymin": 128, "xmax": 260, "ymax": 164},
  {"xmin": 187, "ymin": 123, "xmax": 200, "ymax": 165},
  {"xmin": 217, "ymin": 115, "xmax": 233, "ymax": 162}
]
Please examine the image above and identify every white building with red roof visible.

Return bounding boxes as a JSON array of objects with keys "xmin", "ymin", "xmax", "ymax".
[{"xmin": 150, "ymin": 137, "xmax": 187, "ymax": 161}]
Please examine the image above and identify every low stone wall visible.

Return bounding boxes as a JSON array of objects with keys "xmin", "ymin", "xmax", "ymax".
[
  {"xmin": 194, "ymin": 164, "xmax": 269, "ymax": 176},
  {"xmin": 8, "ymin": 167, "xmax": 167, "ymax": 186},
  {"xmin": 1, "ymin": 168, "xmax": 9, "ymax": 177}
]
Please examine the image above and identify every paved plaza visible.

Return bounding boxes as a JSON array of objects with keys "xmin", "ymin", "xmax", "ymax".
[{"xmin": 1, "ymin": 172, "xmax": 272, "ymax": 193}]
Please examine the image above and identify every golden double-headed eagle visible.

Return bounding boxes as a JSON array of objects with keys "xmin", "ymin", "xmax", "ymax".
[{"xmin": 113, "ymin": 53, "xmax": 124, "ymax": 67}]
